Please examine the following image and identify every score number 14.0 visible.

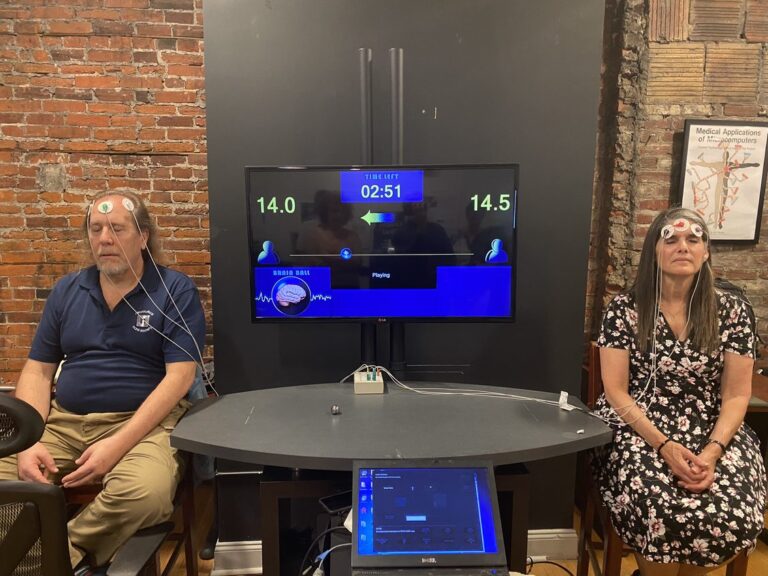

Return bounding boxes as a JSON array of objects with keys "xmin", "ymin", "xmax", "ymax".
[{"xmin": 255, "ymin": 196, "xmax": 296, "ymax": 214}]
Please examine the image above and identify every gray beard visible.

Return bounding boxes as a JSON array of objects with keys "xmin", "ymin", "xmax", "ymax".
[{"xmin": 97, "ymin": 260, "xmax": 130, "ymax": 278}]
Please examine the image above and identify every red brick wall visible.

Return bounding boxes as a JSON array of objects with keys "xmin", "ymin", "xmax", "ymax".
[
  {"xmin": 4, "ymin": 1, "xmax": 765, "ymax": 386},
  {"xmin": 0, "ymin": 0, "xmax": 209, "ymax": 386},
  {"xmin": 586, "ymin": 0, "xmax": 768, "ymax": 350}
]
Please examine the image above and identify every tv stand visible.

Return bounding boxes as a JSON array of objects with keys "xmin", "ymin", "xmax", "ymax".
[{"xmin": 359, "ymin": 321, "xmax": 406, "ymax": 380}]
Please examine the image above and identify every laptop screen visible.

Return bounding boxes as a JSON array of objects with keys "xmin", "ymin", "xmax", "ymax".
[{"xmin": 351, "ymin": 460, "xmax": 507, "ymax": 569}]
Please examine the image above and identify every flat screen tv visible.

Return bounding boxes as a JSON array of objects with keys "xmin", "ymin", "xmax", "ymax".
[{"xmin": 246, "ymin": 164, "xmax": 518, "ymax": 321}]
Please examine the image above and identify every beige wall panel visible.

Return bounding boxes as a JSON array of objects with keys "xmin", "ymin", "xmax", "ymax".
[
  {"xmin": 649, "ymin": 0, "xmax": 690, "ymax": 41},
  {"xmin": 746, "ymin": 0, "xmax": 768, "ymax": 42},
  {"xmin": 690, "ymin": 0, "xmax": 744, "ymax": 40},
  {"xmin": 704, "ymin": 43, "xmax": 760, "ymax": 103},
  {"xmin": 647, "ymin": 44, "xmax": 705, "ymax": 101}
]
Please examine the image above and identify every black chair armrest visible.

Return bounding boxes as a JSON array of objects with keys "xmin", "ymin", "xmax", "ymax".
[{"xmin": 0, "ymin": 394, "xmax": 45, "ymax": 458}]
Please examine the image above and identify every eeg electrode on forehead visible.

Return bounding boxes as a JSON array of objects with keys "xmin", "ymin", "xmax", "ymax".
[
  {"xmin": 86, "ymin": 199, "xmax": 112, "ymax": 225},
  {"xmin": 660, "ymin": 218, "xmax": 704, "ymax": 240},
  {"xmin": 97, "ymin": 200, "xmax": 114, "ymax": 214},
  {"xmin": 87, "ymin": 197, "xmax": 136, "ymax": 225},
  {"xmin": 89, "ymin": 197, "xmax": 135, "ymax": 216}
]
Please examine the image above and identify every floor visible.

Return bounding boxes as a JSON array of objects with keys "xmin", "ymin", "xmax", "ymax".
[{"xmin": 161, "ymin": 485, "xmax": 768, "ymax": 576}]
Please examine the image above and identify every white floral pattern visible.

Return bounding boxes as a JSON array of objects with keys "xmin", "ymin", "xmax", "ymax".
[{"xmin": 593, "ymin": 292, "xmax": 767, "ymax": 566}]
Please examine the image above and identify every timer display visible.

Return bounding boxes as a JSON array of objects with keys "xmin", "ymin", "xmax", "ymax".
[{"xmin": 340, "ymin": 170, "xmax": 424, "ymax": 203}]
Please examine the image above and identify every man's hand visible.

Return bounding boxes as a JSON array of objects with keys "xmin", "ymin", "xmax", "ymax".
[
  {"xmin": 61, "ymin": 435, "xmax": 128, "ymax": 488},
  {"xmin": 17, "ymin": 442, "xmax": 58, "ymax": 484},
  {"xmin": 659, "ymin": 440, "xmax": 711, "ymax": 491}
]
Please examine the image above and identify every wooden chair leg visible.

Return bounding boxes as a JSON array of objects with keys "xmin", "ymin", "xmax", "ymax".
[
  {"xmin": 725, "ymin": 549, "xmax": 749, "ymax": 576},
  {"xmin": 602, "ymin": 523, "xmax": 623, "ymax": 576},
  {"xmin": 179, "ymin": 473, "xmax": 197, "ymax": 576},
  {"xmin": 576, "ymin": 489, "xmax": 595, "ymax": 576},
  {"xmin": 145, "ymin": 553, "xmax": 161, "ymax": 576}
]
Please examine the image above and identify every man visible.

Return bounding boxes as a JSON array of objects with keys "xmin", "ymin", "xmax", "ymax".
[{"xmin": 0, "ymin": 191, "xmax": 206, "ymax": 573}]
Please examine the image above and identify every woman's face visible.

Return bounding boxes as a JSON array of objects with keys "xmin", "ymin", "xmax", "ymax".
[{"xmin": 655, "ymin": 218, "xmax": 709, "ymax": 278}]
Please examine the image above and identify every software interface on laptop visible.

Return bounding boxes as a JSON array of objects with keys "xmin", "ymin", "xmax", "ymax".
[{"xmin": 352, "ymin": 460, "xmax": 507, "ymax": 572}]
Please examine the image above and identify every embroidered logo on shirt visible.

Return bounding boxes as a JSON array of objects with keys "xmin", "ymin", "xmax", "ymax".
[{"xmin": 133, "ymin": 310, "xmax": 154, "ymax": 333}]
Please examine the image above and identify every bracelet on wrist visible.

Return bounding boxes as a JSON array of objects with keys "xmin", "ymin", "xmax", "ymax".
[
  {"xmin": 705, "ymin": 438, "xmax": 727, "ymax": 455},
  {"xmin": 656, "ymin": 438, "xmax": 671, "ymax": 453}
]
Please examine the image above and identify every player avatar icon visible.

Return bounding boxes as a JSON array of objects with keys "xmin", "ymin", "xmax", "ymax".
[
  {"xmin": 271, "ymin": 276, "xmax": 311, "ymax": 316},
  {"xmin": 340, "ymin": 247, "xmax": 353, "ymax": 260},
  {"xmin": 257, "ymin": 240, "xmax": 280, "ymax": 265},
  {"xmin": 484, "ymin": 238, "xmax": 508, "ymax": 264}
]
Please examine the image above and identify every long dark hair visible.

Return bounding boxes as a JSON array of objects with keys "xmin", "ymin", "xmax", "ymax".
[{"xmin": 630, "ymin": 207, "xmax": 718, "ymax": 353}]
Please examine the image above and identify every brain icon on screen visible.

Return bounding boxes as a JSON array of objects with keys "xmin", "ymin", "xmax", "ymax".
[
  {"xmin": 276, "ymin": 284, "xmax": 306, "ymax": 306},
  {"xmin": 271, "ymin": 276, "xmax": 311, "ymax": 316}
]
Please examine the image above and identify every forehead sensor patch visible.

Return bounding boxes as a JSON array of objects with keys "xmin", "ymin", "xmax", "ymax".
[
  {"xmin": 122, "ymin": 198, "xmax": 135, "ymax": 212},
  {"xmin": 96, "ymin": 200, "xmax": 114, "ymax": 214},
  {"xmin": 660, "ymin": 218, "xmax": 704, "ymax": 239}
]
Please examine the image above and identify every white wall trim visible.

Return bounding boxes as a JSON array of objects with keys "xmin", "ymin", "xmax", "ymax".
[
  {"xmin": 209, "ymin": 529, "xmax": 578, "ymax": 575},
  {"xmin": 525, "ymin": 529, "xmax": 578, "ymax": 560},
  {"xmin": 211, "ymin": 540, "xmax": 263, "ymax": 575}
]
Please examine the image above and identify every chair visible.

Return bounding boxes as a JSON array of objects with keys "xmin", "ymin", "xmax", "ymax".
[
  {"xmin": 0, "ymin": 393, "xmax": 44, "ymax": 459},
  {"xmin": 575, "ymin": 343, "xmax": 749, "ymax": 576},
  {"xmin": 0, "ymin": 393, "xmax": 175, "ymax": 576},
  {"xmin": 63, "ymin": 458, "xmax": 197, "ymax": 576},
  {"xmin": 61, "ymin": 367, "xmax": 207, "ymax": 576}
]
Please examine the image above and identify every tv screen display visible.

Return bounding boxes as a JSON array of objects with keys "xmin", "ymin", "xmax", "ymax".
[{"xmin": 246, "ymin": 164, "xmax": 517, "ymax": 321}]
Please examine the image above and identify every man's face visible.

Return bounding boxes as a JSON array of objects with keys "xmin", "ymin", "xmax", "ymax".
[{"xmin": 87, "ymin": 195, "xmax": 148, "ymax": 278}]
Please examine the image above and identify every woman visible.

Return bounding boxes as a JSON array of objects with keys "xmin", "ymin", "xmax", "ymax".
[{"xmin": 594, "ymin": 207, "xmax": 766, "ymax": 576}]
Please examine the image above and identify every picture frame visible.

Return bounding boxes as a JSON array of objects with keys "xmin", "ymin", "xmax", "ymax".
[{"xmin": 679, "ymin": 119, "xmax": 768, "ymax": 243}]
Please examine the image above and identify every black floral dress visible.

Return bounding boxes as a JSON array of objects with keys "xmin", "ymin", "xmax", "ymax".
[{"xmin": 593, "ymin": 291, "xmax": 766, "ymax": 566}]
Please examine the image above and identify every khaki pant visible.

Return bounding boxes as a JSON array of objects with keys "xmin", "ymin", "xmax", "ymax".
[{"xmin": 0, "ymin": 400, "xmax": 188, "ymax": 568}]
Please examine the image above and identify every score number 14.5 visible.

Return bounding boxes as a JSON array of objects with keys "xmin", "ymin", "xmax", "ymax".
[{"xmin": 471, "ymin": 193, "xmax": 512, "ymax": 212}]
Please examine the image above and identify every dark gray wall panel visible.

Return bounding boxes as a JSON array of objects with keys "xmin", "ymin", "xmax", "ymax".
[{"xmin": 205, "ymin": 0, "xmax": 604, "ymax": 528}]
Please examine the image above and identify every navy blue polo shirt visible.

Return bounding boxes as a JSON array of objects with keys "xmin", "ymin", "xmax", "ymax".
[{"xmin": 29, "ymin": 263, "xmax": 206, "ymax": 414}]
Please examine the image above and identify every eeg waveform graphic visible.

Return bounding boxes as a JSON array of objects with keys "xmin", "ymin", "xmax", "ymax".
[{"xmin": 254, "ymin": 292, "xmax": 332, "ymax": 303}]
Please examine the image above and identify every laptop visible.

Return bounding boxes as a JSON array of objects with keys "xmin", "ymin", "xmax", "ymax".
[{"xmin": 351, "ymin": 459, "xmax": 508, "ymax": 576}]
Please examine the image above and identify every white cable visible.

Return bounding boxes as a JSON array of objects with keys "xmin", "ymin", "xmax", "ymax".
[
  {"xmin": 593, "ymin": 262, "xmax": 661, "ymax": 427},
  {"xmin": 126, "ymin": 208, "xmax": 215, "ymax": 391},
  {"xmin": 312, "ymin": 542, "xmax": 352, "ymax": 576},
  {"xmin": 102, "ymin": 281, "xmax": 206, "ymax": 367},
  {"xmin": 343, "ymin": 364, "xmax": 590, "ymax": 414},
  {"xmin": 103, "ymin": 213, "xmax": 192, "ymax": 338},
  {"xmin": 339, "ymin": 364, "xmax": 371, "ymax": 384},
  {"xmin": 98, "ymin": 205, "xmax": 217, "ymax": 396},
  {"xmin": 596, "ymin": 248, "xmax": 703, "ymax": 427},
  {"xmin": 315, "ymin": 542, "xmax": 351, "ymax": 563}
]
